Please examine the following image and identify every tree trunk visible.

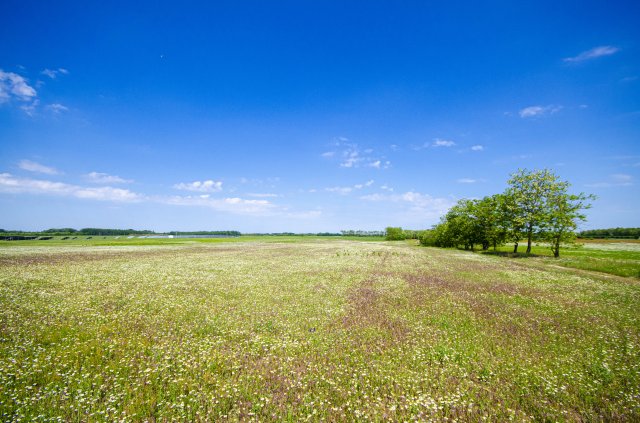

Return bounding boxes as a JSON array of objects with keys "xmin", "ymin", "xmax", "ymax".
[
  {"xmin": 553, "ymin": 237, "xmax": 560, "ymax": 258},
  {"xmin": 526, "ymin": 227, "xmax": 533, "ymax": 254},
  {"xmin": 513, "ymin": 242, "xmax": 518, "ymax": 253},
  {"xmin": 493, "ymin": 240, "xmax": 497, "ymax": 251}
]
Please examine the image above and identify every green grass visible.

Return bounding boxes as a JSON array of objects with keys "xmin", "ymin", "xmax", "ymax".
[
  {"xmin": 484, "ymin": 242, "xmax": 640, "ymax": 278},
  {"xmin": 1, "ymin": 240, "xmax": 639, "ymax": 421}
]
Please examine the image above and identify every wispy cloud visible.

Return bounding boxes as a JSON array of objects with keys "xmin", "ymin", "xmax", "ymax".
[
  {"xmin": 432, "ymin": 138, "xmax": 456, "ymax": 148},
  {"xmin": 18, "ymin": 159, "xmax": 60, "ymax": 175},
  {"xmin": 322, "ymin": 138, "xmax": 390, "ymax": 169},
  {"xmin": 238, "ymin": 177, "xmax": 280, "ymax": 188},
  {"xmin": 41, "ymin": 68, "xmax": 69, "ymax": 79},
  {"xmin": 519, "ymin": 105, "xmax": 562, "ymax": 118},
  {"xmin": 85, "ymin": 172, "xmax": 133, "ymax": 184},
  {"xmin": 0, "ymin": 173, "xmax": 140, "ymax": 202},
  {"xmin": 0, "ymin": 172, "xmax": 317, "ymax": 218},
  {"xmin": 325, "ymin": 186, "xmax": 354, "ymax": 195},
  {"xmin": 354, "ymin": 180, "xmax": 374, "ymax": 189},
  {"xmin": 20, "ymin": 100, "xmax": 40, "ymax": 116},
  {"xmin": 585, "ymin": 173, "xmax": 633, "ymax": 188},
  {"xmin": 412, "ymin": 138, "xmax": 457, "ymax": 150},
  {"xmin": 246, "ymin": 193, "xmax": 279, "ymax": 198},
  {"xmin": 162, "ymin": 195, "xmax": 274, "ymax": 215},
  {"xmin": 360, "ymin": 191, "xmax": 454, "ymax": 219},
  {"xmin": 325, "ymin": 180, "xmax": 374, "ymax": 195},
  {"xmin": 162, "ymin": 194, "xmax": 317, "ymax": 218},
  {"xmin": 471, "ymin": 145, "xmax": 484, "ymax": 151},
  {"xmin": 457, "ymin": 178, "xmax": 477, "ymax": 184},
  {"xmin": 46, "ymin": 103, "xmax": 69, "ymax": 114},
  {"xmin": 564, "ymin": 46, "xmax": 619, "ymax": 63},
  {"xmin": 173, "ymin": 180, "xmax": 223, "ymax": 193},
  {"xmin": 0, "ymin": 69, "xmax": 37, "ymax": 104}
]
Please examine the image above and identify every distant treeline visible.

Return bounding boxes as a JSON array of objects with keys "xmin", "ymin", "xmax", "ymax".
[
  {"xmin": 242, "ymin": 231, "xmax": 384, "ymax": 237},
  {"xmin": 0, "ymin": 228, "xmax": 238, "ymax": 236},
  {"xmin": 171, "ymin": 231, "xmax": 241, "ymax": 236},
  {"xmin": 45, "ymin": 228, "xmax": 155, "ymax": 236},
  {"xmin": 0, "ymin": 228, "xmax": 384, "ymax": 237},
  {"xmin": 340, "ymin": 230, "xmax": 385, "ymax": 237},
  {"xmin": 578, "ymin": 228, "xmax": 640, "ymax": 239}
]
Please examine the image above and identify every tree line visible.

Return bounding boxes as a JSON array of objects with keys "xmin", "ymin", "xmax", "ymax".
[
  {"xmin": 578, "ymin": 228, "xmax": 640, "ymax": 239},
  {"xmin": 386, "ymin": 169, "xmax": 595, "ymax": 258}
]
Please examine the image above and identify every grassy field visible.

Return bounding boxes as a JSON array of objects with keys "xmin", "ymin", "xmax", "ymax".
[
  {"xmin": 1, "ymin": 239, "xmax": 639, "ymax": 421},
  {"xmin": 0, "ymin": 235, "xmax": 385, "ymax": 247},
  {"xmin": 487, "ymin": 241, "xmax": 640, "ymax": 278}
]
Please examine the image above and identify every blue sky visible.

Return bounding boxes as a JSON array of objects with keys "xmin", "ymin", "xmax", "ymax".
[{"xmin": 1, "ymin": 1, "xmax": 639, "ymax": 232}]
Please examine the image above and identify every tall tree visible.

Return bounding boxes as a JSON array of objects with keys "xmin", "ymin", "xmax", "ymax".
[
  {"xmin": 499, "ymin": 190, "xmax": 527, "ymax": 253},
  {"xmin": 475, "ymin": 195, "xmax": 507, "ymax": 250},
  {"xmin": 505, "ymin": 169, "xmax": 557, "ymax": 254},
  {"xmin": 541, "ymin": 189, "xmax": 595, "ymax": 257}
]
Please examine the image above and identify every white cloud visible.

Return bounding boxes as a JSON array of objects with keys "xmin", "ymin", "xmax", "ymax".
[
  {"xmin": 519, "ymin": 105, "xmax": 562, "ymax": 118},
  {"xmin": 85, "ymin": 172, "xmax": 133, "ymax": 184},
  {"xmin": 73, "ymin": 186, "xmax": 140, "ymax": 201},
  {"xmin": 0, "ymin": 70, "xmax": 37, "ymax": 103},
  {"xmin": 585, "ymin": 173, "xmax": 633, "ymax": 188},
  {"xmin": 0, "ymin": 172, "xmax": 319, "ymax": 218},
  {"xmin": 325, "ymin": 186, "xmax": 353, "ymax": 195},
  {"xmin": 246, "ymin": 193, "xmax": 279, "ymax": 198},
  {"xmin": 360, "ymin": 191, "xmax": 454, "ymax": 219},
  {"xmin": 326, "ymin": 180, "xmax": 375, "ymax": 195},
  {"xmin": 432, "ymin": 138, "xmax": 456, "ymax": 147},
  {"xmin": 564, "ymin": 46, "xmax": 619, "ymax": 63},
  {"xmin": 20, "ymin": 100, "xmax": 40, "ymax": 116},
  {"xmin": 457, "ymin": 178, "xmax": 477, "ymax": 184},
  {"xmin": 18, "ymin": 159, "xmax": 60, "ymax": 175},
  {"xmin": 238, "ymin": 176, "xmax": 280, "ymax": 188},
  {"xmin": 162, "ymin": 195, "xmax": 275, "ymax": 215},
  {"xmin": 471, "ymin": 145, "xmax": 484, "ymax": 151},
  {"xmin": 324, "ymin": 138, "xmax": 390, "ymax": 169},
  {"xmin": 340, "ymin": 148, "xmax": 360, "ymax": 168},
  {"xmin": 412, "ymin": 138, "xmax": 458, "ymax": 150},
  {"xmin": 358, "ymin": 180, "xmax": 374, "ymax": 188},
  {"xmin": 0, "ymin": 173, "xmax": 140, "ymax": 202},
  {"xmin": 46, "ymin": 103, "xmax": 68, "ymax": 114},
  {"xmin": 173, "ymin": 180, "xmax": 223, "ymax": 192},
  {"xmin": 41, "ymin": 68, "xmax": 69, "ymax": 79},
  {"xmin": 380, "ymin": 184, "xmax": 394, "ymax": 192}
]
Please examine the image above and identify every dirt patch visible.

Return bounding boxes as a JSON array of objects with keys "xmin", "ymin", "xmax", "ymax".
[{"xmin": 340, "ymin": 277, "xmax": 409, "ymax": 341}]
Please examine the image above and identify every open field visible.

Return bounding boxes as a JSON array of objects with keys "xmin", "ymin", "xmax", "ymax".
[
  {"xmin": 1, "ymin": 240, "xmax": 639, "ymax": 421},
  {"xmin": 488, "ymin": 242, "xmax": 640, "ymax": 278},
  {"xmin": 0, "ymin": 235, "xmax": 385, "ymax": 247}
]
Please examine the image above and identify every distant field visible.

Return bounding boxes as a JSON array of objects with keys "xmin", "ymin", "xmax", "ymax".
[
  {"xmin": 1, "ymin": 240, "xmax": 639, "ymax": 421},
  {"xmin": 0, "ymin": 235, "xmax": 385, "ymax": 247}
]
